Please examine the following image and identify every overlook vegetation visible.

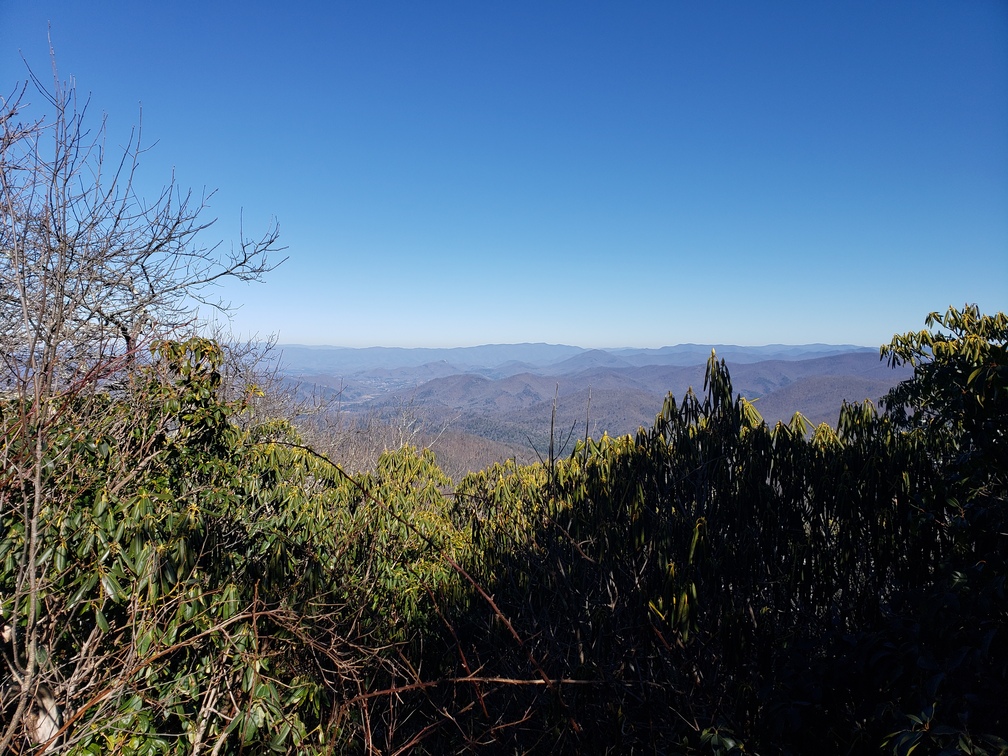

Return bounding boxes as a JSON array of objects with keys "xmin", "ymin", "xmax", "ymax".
[{"xmin": 2, "ymin": 71, "xmax": 1007, "ymax": 754}]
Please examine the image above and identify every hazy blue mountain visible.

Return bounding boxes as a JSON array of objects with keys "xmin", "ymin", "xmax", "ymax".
[
  {"xmin": 277, "ymin": 342, "xmax": 912, "ymax": 476},
  {"xmin": 279, "ymin": 342, "xmax": 906, "ymax": 443},
  {"xmin": 347, "ymin": 351, "xmax": 909, "ymax": 446},
  {"xmin": 278, "ymin": 343, "xmax": 586, "ymax": 374},
  {"xmin": 542, "ymin": 349, "xmax": 637, "ymax": 374},
  {"xmin": 608, "ymin": 344, "xmax": 876, "ymax": 367},
  {"xmin": 277, "ymin": 342, "xmax": 878, "ymax": 376}
]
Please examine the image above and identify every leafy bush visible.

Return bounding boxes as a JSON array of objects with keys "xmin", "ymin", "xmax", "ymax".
[
  {"xmin": 404, "ymin": 306, "xmax": 1007, "ymax": 754},
  {"xmin": 3, "ymin": 307, "xmax": 1003, "ymax": 751},
  {"xmin": 1, "ymin": 339, "xmax": 470, "ymax": 753}
]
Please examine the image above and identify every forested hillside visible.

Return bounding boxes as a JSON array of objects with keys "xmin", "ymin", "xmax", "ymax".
[
  {"xmin": 280, "ymin": 349, "xmax": 913, "ymax": 478},
  {"xmin": 3, "ymin": 72, "xmax": 1006, "ymax": 754}
]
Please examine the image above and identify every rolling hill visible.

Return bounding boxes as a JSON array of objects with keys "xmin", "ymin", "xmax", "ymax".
[{"xmin": 278, "ymin": 343, "xmax": 913, "ymax": 475}]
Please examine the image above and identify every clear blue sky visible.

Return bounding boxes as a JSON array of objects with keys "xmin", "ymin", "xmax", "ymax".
[{"xmin": 3, "ymin": 2, "xmax": 1006, "ymax": 348}]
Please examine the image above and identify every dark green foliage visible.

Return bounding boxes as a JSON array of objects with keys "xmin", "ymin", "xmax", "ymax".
[
  {"xmin": 406, "ymin": 306, "xmax": 1006, "ymax": 754},
  {"xmin": 1, "ymin": 339, "xmax": 469, "ymax": 753},
  {"xmin": 3, "ymin": 307, "xmax": 1004, "ymax": 753}
]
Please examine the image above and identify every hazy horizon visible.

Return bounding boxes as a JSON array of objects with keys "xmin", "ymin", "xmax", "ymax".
[{"xmin": 277, "ymin": 340, "xmax": 878, "ymax": 351}]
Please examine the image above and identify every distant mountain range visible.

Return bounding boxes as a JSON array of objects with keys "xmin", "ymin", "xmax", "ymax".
[
  {"xmin": 278, "ymin": 342, "xmax": 877, "ymax": 375},
  {"xmin": 276, "ymin": 343, "xmax": 913, "ymax": 476}
]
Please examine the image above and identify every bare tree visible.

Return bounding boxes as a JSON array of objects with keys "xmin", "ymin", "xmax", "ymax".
[
  {"xmin": 0, "ymin": 53, "xmax": 283, "ymax": 752},
  {"xmin": 1, "ymin": 56, "xmax": 283, "ymax": 395}
]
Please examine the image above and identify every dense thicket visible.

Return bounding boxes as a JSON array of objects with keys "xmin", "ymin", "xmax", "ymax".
[
  {"xmin": 1, "ymin": 337, "xmax": 472, "ymax": 752},
  {"xmin": 2, "ymin": 307, "xmax": 1003, "ymax": 754},
  {"xmin": 432, "ymin": 306, "xmax": 1007, "ymax": 754}
]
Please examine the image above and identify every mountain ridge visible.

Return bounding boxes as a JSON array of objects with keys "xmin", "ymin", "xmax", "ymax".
[
  {"xmin": 276, "ymin": 343, "xmax": 908, "ymax": 476},
  {"xmin": 277, "ymin": 342, "xmax": 878, "ymax": 375}
]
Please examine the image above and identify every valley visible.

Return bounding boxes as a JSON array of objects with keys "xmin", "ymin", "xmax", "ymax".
[{"xmin": 278, "ymin": 342, "xmax": 914, "ymax": 476}]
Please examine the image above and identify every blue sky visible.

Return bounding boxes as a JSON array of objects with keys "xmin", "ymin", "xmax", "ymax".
[{"xmin": 3, "ymin": 2, "xmax": 1006, "ymax": 348}]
